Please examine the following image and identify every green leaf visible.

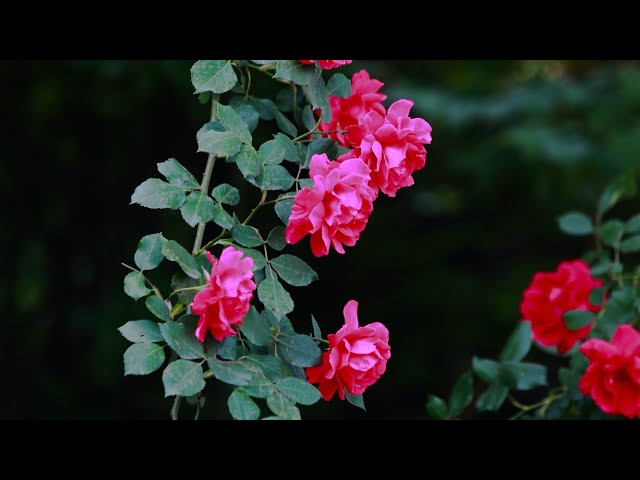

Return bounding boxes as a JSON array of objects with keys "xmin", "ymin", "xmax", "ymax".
[
  {"xmin": 231, "ymin": 223, "xmax": 263, "ymax": 248},
  {"xmin": 180, "ymin": 191, "xmax": 215, "ymax": 228},
  {"xmin": 157, "ymin": 158, "xmax": 199, "ymax": 189},
  {"xmin": 426, "ymin": 395, "xmax": 448, "ymax": 419},
  {"xmin": 499, "ymin": 362, "xmax": 547, "ymax": 390},
  {"xmin": 134, "ymin": 233, "xmax": 167, "ymax": 271},
  {"xmin": 238, "ymin": 307, "xmax": 273, "ymax": 346},
  {"xmin": 472, "ymin": 357, "xmax": 500, "ymax": 383},
  {"xmin": 274, "ymin": 60, "xmax": 314, "ymax": 86},
  {"xmin": 305, "ymin": 138, "xmax": 337, "ymax": 167},
  {"xmin": 562, "ymin": 309, "xmax": 595, "ymax": 330},
  {"xmin": 258, "ymin": 271, "xmax": 294, "ymax": 318},
  {"xmin": 216, "ymin": 336, "xmax": 239, "ymax": 361},
  {"xmin": 344, "ymin": 390, "xmax": 366, "ymax": 410},
  {"xmin": 231, "ymin": 246, "xmax": 267, "ymax": 271},
  {"xmin": 557, "ymin": 211, "xmax": 593, "ymax": 236},
  {"xmin": 191, "ymin": 60, "xmax": 237, "ymax": 94},
  {"xmin": 209, "ymin": 360, "xmax": 259, "ymax": 386},
  {"xmin": 159, "ymin": 322, "xmax": 205, "ymax": 360},
  {"xmin": 448, "ymin": 372, "xmax": 473, "ymax": 418},
  {"xmin": 217, "ymin": 104, "xmax": 252, "ymax": 145},
  {"xmin": 306, "ymin": 69, "xmax": 331, "ymax": 123},
  {"xmin": 252, "ymin": 165, "xmax": 295, "ymax": 192},
  {"xmin": 250, "ymin": 60, "xmax": 276, "ymax": 65},
  {"xmin": 301, "ymin": 105, "xmax": 317, "ymax": 131},
  {"xmin": 275, "ymin": 88, "xmax": 296, "ymax": 112},
  {"xmin": 274, "ymin": 133, "xmax": 301, "ymax": 164},
  {"xmin": 233, "ymin": 104, "xmax": 259, "ymax": 132},
  {"xmin": 230, "ymin": 96, "xmax": 276, "ymax": 121},
  {"xmin": 210, "ymin": 203, "xmax": 234, "ymax": 230},
  {"xmin": 270, "ymin": 254, "xmax": 318, "ymax": 287},
  {"xmin": 123, "ymin": 271, "xmax": 151, "ymax": 300},
  {"xmin": 597, "ymin": 171, "xmax": 637, "ymax": 215},
  {"xmin": 124, "ymin": 343, "xmax": 165, "ymax": 375},
  {"xmin": 275, "ymin": 194, "xmax": 295, "ymax": 224},
  {"xmin": 475, "ymin": 384, "xmax": 509, "ymax": 412},
  {"xmin": 327, "ymin": 73, "xmax": 351, "ymax": 97},
  {"xmin": 597, "ymin": 220, "xmax": 625, "ymax": 247},
  {"xmin": 197, "ymin": 127, "xmax": 243, "ymax": 157},
  {"xmin": 162, "ymin": 359, "xmax": 205, "ymax": 397},
  {"xmin": 145, "ymin": 296, "xmax": 171, "ymax": 321},
  {"xmin": 171, "ymin": 272, "xmax": 200, "ymax": 304},
  {"xmin": 212, "ymin": 183, "xmax": 240, "ymax": 206},
  {"xmin": 276, "ymin": 377, "xmax": 321, "ymax": 405},
  {"xmin": 162, "ymin": 240, "xmax": 201, "ymax": 279},
  {"xmin": 118, "ymin": 320, "xmax": 164, "ymax": 343},
  {"xmin": 620, "ymin": 234, "xmax": 640, "ymax": 253},
  {"xmin": 228, "ymin": 389, "xmax": 260, "ymax": 420},
  {"xmin": 589, "ymin": 287, "xmax": 606, "ymax": 306},
  {"xmin": 625, "ymin": 214, "xmax": 640, "ymax": 234},
  {"xmin": 499, "ymin": 322, "xmax": 533, "ymax": 362},
  {"xmin": 266, "ymin": 226, "xmax": 286, "ymax": 251},
  {"xmin": 591, "ymin": 260, "xmax": 614, "ymax": 276},
  {"xmin": 131, "ymin": 178, "xmax": 187, "ymax": 210},
  {"xmin": 266, "ymin": 390, "xmax": 301, "ymax": 419},
  {"xmin": 277, "ymin": 333, "xmax": 321, "ymax": 367},
  {"xmin": 311, "ymin": 315, "xmax": 322, "ymax": 341},
  {"xmin": 259, "ymin": 139, "xmax": 287, "ymax": 166},
  {"xmin": 273, "ymin": 110, "xmax": 298, "ymax": 138},
  {"xmin": 230, "ymin": 144, "xmax": 261, "ymax": 178}
]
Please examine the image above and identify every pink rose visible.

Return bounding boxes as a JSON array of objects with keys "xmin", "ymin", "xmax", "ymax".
[
  {"xmin": 579, "ymin": 325, "xmax": 640, "ymax": 419},
  {"xmin": 299, "ymin": 60, "xmax": 352, "ymax": 70},
  {"xmin": 341, "ymin": 99, "xmax": 432, "ymax": 197},
  {"xmin": 306, "ymin": 300, "xmax": 390, "ymax": 400},
  {"xmin": 284, "ymin": 153, "xmax": 375, "ymax": 257},
  {"xmin": 190, "ymin": 247, "xmax": 256, "ymax": 342},
  {"xmin": 319, "ymin": 69, "xmax": 387, "ymax": 147}
]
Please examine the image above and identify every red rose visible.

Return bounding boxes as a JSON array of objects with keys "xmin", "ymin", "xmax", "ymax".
[
  {"xmin": 306, "ymin": 300, "xmax": 390, "ymax": 400},
  {"xmin": 579, "ymin": 325, "xmax": 640, "ymax": 419},
  {"xmin": 520, "ymin": 259, "xmax": 603, "ymax": 354}
]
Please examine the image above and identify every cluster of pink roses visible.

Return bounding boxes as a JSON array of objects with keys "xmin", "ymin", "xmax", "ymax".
[
  {"xmin": 188, "ymin": 62, "xmax": 406, "ymax": 404},
  {"xmin": 285, "ymin": 68, "xmax": 432, "ymax": 257},
  {"xmin": 520, "ymin": 259, "xmax": 640, "ymax": 418}
]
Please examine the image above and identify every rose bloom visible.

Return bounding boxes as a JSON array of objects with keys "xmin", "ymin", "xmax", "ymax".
[
  {"xmin": 190, "ymin": 247, "xmax": 255, "ymax": 342},
  {"xmin": 340, "ymin": 99, "xmax": 432, "ymax": 197},
  {"xmin": 520, "ymin": 259, "xmax": 604, "ymax": 354},
  {"xmin": 306, "ymin": 300, "xmax": 390, "ymax": 400},
  {"xmin": 579, "ymin": 324, "xmax": 640, "ymax": 419},
  {"xmin": 318, "ymin": 69, "xmax": 387, "ymax": 147},
  {"xmin": 299, "ymin": 60, "xmax": 352, "ymax": 70},
  {"xmin": 284, "ymin": 153, "xmax": 375, "ymax": 257}
]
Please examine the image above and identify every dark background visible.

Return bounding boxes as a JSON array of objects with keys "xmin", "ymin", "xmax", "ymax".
[{"xmin": 2, "ymin": 60, "xmax": 639, "ymax": 419}]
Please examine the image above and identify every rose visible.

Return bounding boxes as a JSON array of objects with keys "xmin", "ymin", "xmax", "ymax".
[
  {"xmin": 520, "ymin": 259, "xmax": 603, "ymax": 354},
  {"xmin": 285, "ymin": 153, "xmax": 376, "ymax": 257},
  {"xmin": 299, "ymin": 60, "xmax": 352, "ymax": 70},
  {"xmin": 579, "ymin": 324, "xmax": 640, "ymax": 418},
  {"xmin": 306, "ymin": 300, "xmax": 390, "ymax": 400},
  {"xmin": 319, "ymin": 69, "xmax": 387, "ymax": 147},
  {"xmin": 190, "ymin": 246, "xmax": 255, "ymax": 342},
  {"xmin": 340, "ymin": 99, "xmax": 432, "ymax": 197}
]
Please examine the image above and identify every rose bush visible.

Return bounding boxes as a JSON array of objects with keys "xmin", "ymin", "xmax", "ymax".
[{"xmin": 119, "ymin": 60, "xmax": 431, "ymax": 420}]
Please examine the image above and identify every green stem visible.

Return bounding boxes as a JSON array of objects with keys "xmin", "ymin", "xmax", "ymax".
[
  {"xmin": 167, "ymin": 285, "xmax": 207, "ymax": 301},
  {"xmin": 195, "ymin": 230, "xmax": 229, "ymax": 257},
  {"xmin": 192, "ymin": 99, "xmax": 219, "ymax": 255},
  {"xmin": 292, "ymin": 117, "xmax": 322, "ymax": 142},
  {"xmin": 242, "ymin": 190, "xmax": 268, "ymax": 225}
]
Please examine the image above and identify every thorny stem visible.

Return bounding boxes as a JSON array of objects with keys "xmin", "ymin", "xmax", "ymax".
[
  {"xmin": 173, "ymin": 96, "xmax": 218, "ymax": 421},
  {"xmin": 192, "ymin": 99, "xmax": 219, "ymax": 256}
]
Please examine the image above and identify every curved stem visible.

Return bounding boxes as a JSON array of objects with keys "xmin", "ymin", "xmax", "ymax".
[
  {"xmin": 192, "ymin": 99, "xmax": 219, "ymax": 255},
  {"xmin": 242, "ymin": 190, "xmax": 268, "ymax": 225},
  {"xmin": 121, "ymin": 262, "xmax": 162, "ymax": 299},
  {"xmin": 195, "ymin": 230, "xmax": 229, "ymax": 257},
  {"xmin": 292, "ymin": 117, "xmax": 322, "ymax": 142}
]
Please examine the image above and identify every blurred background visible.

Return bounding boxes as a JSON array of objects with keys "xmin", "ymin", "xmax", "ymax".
[{"xmin": 2, "ymin": 60, "xmax": 639, "ymax": 419}]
